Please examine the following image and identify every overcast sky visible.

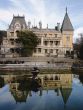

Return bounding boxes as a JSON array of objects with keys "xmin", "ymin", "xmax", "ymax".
[{"xmin": 0, "ymin": 0, "xmax": 83, "ymax": 41}]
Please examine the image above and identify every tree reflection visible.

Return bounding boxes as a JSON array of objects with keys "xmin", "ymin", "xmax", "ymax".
[
  {"xmin": 9, "ymin": 76, "xmax": 41, "ymax": 103},
  {"xmin": 0, "ymin": 77, "xmax": 4, "ymax": 88},
  {"xmin": 0, "ymin": 73, "xmax": 73, "ymax": 106},
  {"xmin": 79, "ymin": 75, "xmax": 83, "ymax": 84}
]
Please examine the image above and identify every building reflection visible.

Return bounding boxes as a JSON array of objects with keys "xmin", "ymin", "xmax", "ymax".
[
  {"xmin": 39, "ymin": 73, "xmax": 72, "ymax": 105},
  {"xmin": 0, "ymin": 73, "xmax": 72, "ymax": 105}
]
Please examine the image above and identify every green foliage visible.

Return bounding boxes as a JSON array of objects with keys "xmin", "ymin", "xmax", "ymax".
[
  {"xmin": 0, "ymin": 31, "xmax": 7, "ymax": 45},
  {"xmin": 79, "ymin": 44, "xmax": 83, "ymax": 59},
  {"xmin": 17, "ymin": 30, "xmax": 39, "ymax": 57},
  {"xmin": 74, "ymin": 37, "xmax": 83, "ymax": 60}
]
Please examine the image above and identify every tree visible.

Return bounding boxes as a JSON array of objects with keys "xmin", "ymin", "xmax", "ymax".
[
  {"xmin": 79, "ymin": 42, "xmax": 83, "ymax": 59},
  {"xmin": 78, "ymin": 34, "xmax": 83, "ymax": 59},
  {"xmin": 74, "ymin": 35, "xmax": 83, "ymax": 60},
  {"xmin": 17, "ymin": 30, "xmax": 39, "ymax": 57},
  {"xmin": 0, "ymin": 30, "xmax": 7, "ymax": 45}
]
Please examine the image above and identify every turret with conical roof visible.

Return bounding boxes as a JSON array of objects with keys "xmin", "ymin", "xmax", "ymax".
[
  {"xmin": 61, "ymin": 8, "xmax": 74, "ymax": 56},
  {"xmin": 60, "ymin": 88, "xmax": 72, "ymax": 104},
  {"xmin": 61, "ymin": 7, "xmax": 74, "ymax": 32}
]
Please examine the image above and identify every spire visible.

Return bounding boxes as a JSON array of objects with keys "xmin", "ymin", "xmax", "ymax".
[
  {"xmin": 47, "ymin": 24, "xmax": 48, "ymax": 29},
  {"xmin": 60, "ymin": 88, "xmax": 72, "ymax": 104},
  {"xmin": 61, "ymin": 8, "xmax": 74, "ymax": 31},
  {"xmin": 66, "ymin": 7, "xmax": 67, "ymax": 14}
]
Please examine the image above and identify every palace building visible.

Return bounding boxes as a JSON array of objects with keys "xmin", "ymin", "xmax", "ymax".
[{"xmin": 1, "ymin": 8, "xmax": 74, "ymax": 58}]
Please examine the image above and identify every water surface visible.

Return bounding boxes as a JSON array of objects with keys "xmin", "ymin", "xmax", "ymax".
[{"xmin": 0, "ymin": 72, "xmax": 83, "ymax": 110}]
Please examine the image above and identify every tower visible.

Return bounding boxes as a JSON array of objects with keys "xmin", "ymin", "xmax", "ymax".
[{"xmin": 61, "ymin": 7, "xmax": 74, "ymax": 54}]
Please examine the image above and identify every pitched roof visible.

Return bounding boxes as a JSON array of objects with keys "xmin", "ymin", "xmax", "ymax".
[
  {"xmin": 60, "ymin": 88, "xmax": 72, "ymax": 104},
  {"xmin": 61, "ymin": 11, "xmax": 74, "ymax": 31},
  {"xmin": 9, "ymin": 15, "xmax": 27, "ymax": 29}
]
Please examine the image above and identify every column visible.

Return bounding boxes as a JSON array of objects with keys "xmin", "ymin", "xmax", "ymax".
[
  {"xmin": 41, "ymin": 37, "xmax": 43, "ymax": 46},
  {"xmin": 41, "ymin": 37, "xmax": 43, "ymax": 55}
]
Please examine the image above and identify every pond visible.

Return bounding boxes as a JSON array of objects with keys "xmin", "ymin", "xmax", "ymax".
[{"xmin": 0, "ymin": 71, "xmax": 83, "ymax": 110}]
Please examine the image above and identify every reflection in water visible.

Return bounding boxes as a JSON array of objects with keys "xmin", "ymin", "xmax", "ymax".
[
  {"xmin": 79, "ymin": 74, "xmax": 83, "ymax": 84},
  {"xmin": 0, "ymin": 76, "xmax": 4, "ymax": 88},
  {"xmin": 0, "ymin": 74, "xmax": 72, "ymax": 105},
  {"xmin": 10, "ymin": 77, "xmax": 41, "ymax": 103},
  {"xmin": 0, "ymin": 72, "xmax": 83, "ymax": 110}
]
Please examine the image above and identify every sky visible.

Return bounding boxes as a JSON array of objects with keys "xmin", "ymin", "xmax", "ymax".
[{"xmin": 0, "ymin": 0, "xmax": 83, "ymax": 41}]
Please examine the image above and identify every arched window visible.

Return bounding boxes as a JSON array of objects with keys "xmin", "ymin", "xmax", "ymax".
[{"xmin": 55, "ymin": 76, "xmax": 58, "ymax": 80}]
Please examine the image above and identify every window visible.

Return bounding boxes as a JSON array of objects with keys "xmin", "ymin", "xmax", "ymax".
[
  {"xmin": 45, "ymin": 34, "xmax": 47, "ymax": 37},
  {"xmin": 34, "ymin": 49, "xmax": 36, "ymax": 53},
  {"xmin": 50, "ymin": 41, "xmax": 53, "ymax": 45},
  {"xmin": 10, "ymin": 39, "xmax": 14, "ymax": 45},
  {"xmin": 10, "ymin": 48, "xmax": 14, "ymax": 53},
  {"xmin": 56, "ymin": 49, "xmax": 58, "ymax": 54},
  {"xmin": 55, "ymin": 76, "xmax": 58, "ymax": 80},
  {"xmin": 50, "ymin": 49, "xmax": 53, "ymax": 53},
  {"xmin": 55, "ymin": 41, "xmax": 60, "ymax": 46},
  {"xmin": 44, "ymin": 41, "xmax": 48, "ymax": 46},
  {"xmin": 66, "ymin": 36, "xmax": 70, "ymax": 46},
  {"xmin": 66, "ymin": 36, "xmax": 70, "ymax": 41},
  {"xmin": 10, "ymin": 38, "xmax": 14, "ymax": 41},
  {"xmin": 15, "ymin": 39, "xmax": 20, "ymax": 43},
  {"xmin": 49, "ymin": 34, "xmax": 52, "ymax": 37},
  {"xmin": 38, "ymin": 48, "xmax": 41, "ymax": 53},
  {"xmin": 15, "ymin": 23, "xmax": 20, "ymax": 29},
  {"xmin": 11, "ymin": 32, "xmax": 14, "ymax": 37},
  {"xmin": 55, "ymin": 34, "xmax": 57, "ymax": 37},
  {"xmin": 58, "ymin": 41, "xmax": 60, "ymax": 45},
  {"xmin": 49, "ymin": 34, "xmax": 52, "ymax": 36},
  {"xmin": 45, "ymin": 49, "xmax": 47, "ymax": 54},
  {"xmin": 11, "ymin": 41, "xmax": 14, "ymax": 45}
]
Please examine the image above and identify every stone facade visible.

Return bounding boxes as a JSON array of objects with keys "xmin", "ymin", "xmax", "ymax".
[{"xmin": 1, "ymin": 9, "xmax": 74, "ymax": 58}]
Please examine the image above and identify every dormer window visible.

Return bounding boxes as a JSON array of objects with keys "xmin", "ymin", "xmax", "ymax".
[{"xmin": 15, "ymin": 23, "xmax": 21, "ymax": 30}]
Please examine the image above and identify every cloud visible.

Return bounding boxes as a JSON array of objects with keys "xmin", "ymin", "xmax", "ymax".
[
  {"xmin": 0, "ymin": 0, "xmax": 82, "ymax": 41},
  {"xmin": 0, "ymin": 0, "xmax": 61, "ymax": 29},
  {"xmin": 0, "ymin": 9, "xmax": 12, "ymax": 29}
]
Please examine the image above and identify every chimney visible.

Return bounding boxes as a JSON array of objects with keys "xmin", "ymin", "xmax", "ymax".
[
  {"xmin": 28, "ymin": 21, "xmax": 31, "ymax": 29},
  {"xmin": 39, "ymin": 21, "xmax": 42, "ymax": 29},
  {"xmin": 47, "ymin": 24, "xmax": 48, "ymax": 29},
  {"xmin": 57, "ymin": 23, "xmax": 60, "ymax": 31}
]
